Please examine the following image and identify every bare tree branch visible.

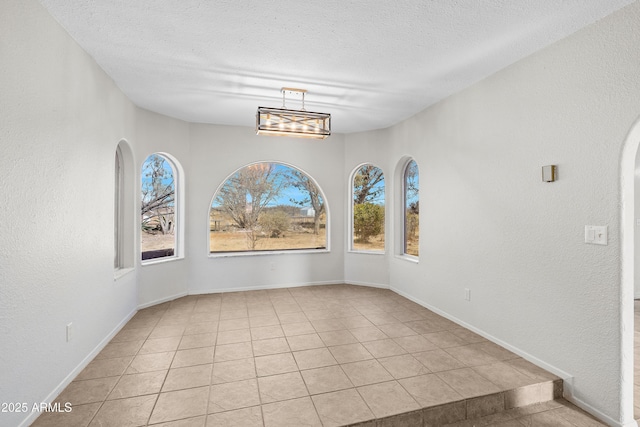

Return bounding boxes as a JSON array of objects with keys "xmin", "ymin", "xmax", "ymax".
[{"xmin": 353, "ymin": 165, "xmax": 384, "ymax": 205}]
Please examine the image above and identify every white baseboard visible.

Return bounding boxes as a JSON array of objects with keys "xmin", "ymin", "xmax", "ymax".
[
  {"xmin": 188, "ymin": 280, "xmax": 344, "ymax": 295},
  {"xmin": 344, "ymin": 280, "xmax": 390, "ymax": 289},
  {"xmin": 563, "ymin": 394, "xmax": 637, "ymax": 427},
  {"xmin": 137, "ymin": 291, "xmax": 188, "ymax": 309},
  {"xmin": 23, "ymin": 282, "xmax": 631, "ymax": 427},
  {"xmin": 389, "ymin": 286, "xmax": 573, "ymax": 380},
  {"xmin": 19, "ymin": 308, "xmax": 137, "ymax": 427},
  {"xmin": 389, "ymin": 286, "xmax": 637, "ymax": 426}
]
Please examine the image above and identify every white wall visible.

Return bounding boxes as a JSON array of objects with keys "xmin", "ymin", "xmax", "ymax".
[
  {"xmin": 345, "ymin": 2, "xmax": 640, "ymax": 424},
  {"xmin": 0, "ymin": 1, "xmax": 139, "ymax": 426},
  {"xmin": 344, "ymin": 129, "xmax": 392, "ymax": 288},
  {"xmin": 0, "ymin": 1, "xmax": 194, "ymax": 425},
  {"xmin": 3, "ymin": 0, "xmax": 640, "ymax": 425},
  {"xmin": 186, "ymin": 124, "xmax": 346, "ymax": 294},
  {"xmin": 634, "ymin": 148, "xmax": 640, "ymax": 298},
  {"xmin": 135, "ymin": 109, "xmax": 191, "ymax": 307},
  {"xmin": 0, "ymin": 3, "xmax": 346, "ymax": 424}
]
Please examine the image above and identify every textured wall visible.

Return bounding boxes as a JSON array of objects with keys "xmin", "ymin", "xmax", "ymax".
[
  {"xmin": 186, "ymin": 124, "xmax": 346, "ymax": 294},
  {"xmin": 3, "ymin": 0, "xmax": 640, "ymax": 425},
  {"xmin": 343, "ymin": 129, "xmax": 393, "ymax": 288},
  {"xmin": 0, "ymin": 1, "xmax": 139, "ymax": 426},
  {"xmin": 634, "ymin": 147, "xmax": 640, "ymax": 298},
  {"xmin": 134, "ymin": 109, "xmax": 191, "ymax": 307},
  {"xmin": 345, "ymin": 2, "xmax": 640, "ymax": 424}
]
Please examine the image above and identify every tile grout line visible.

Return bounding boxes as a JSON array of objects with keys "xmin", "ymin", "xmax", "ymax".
[
  {"xmin": 33, "ymin": 285, "xmax": 575, "ymax": 426},
  {"xmin": 95, "ymin": 311, "xmax": 160, "ymax": 426},
  {"xmin": 151, "ymin": 302, "xmax": 186, "ymax": 425}
]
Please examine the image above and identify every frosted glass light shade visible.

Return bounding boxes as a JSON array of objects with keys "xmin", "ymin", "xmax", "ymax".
[{"xmin": 256, "ymin": 107, "xmax": 331, "ymax": 139}]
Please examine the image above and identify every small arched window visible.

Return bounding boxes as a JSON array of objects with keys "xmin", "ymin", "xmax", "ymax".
[
  {"xmin": 209, "ymin": 162, "xmax": 328, "ymax": 254},
  {"xmin": 141, "ymin": 153, "xmax": 179, "ymax": 261},
  {"xmin": 403, "ymin": 159, "xmax": 419, "ymax": 257},
  {"xmin": 351, "ymin": 164, "xmax": 385, "ymax": 252}
]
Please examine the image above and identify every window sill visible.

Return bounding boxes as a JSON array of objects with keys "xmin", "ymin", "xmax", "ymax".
[
  {"xmin": 395, "ymin": 254, "xmax": 419, "ymax": 264},
  {"xmin": 141, "ymin": 255, "xmax": 184, "ymax": 266},
  {"xmin": 209, "ymin": 248, "xmax": 329, "ymax": 258},
  {"xmin": 348, "ymin": 250, "xmax": 386, "ymax": 255},
  {"xmin": 114, "ymin": 267, "xmax": 135, "ymax": 281}
]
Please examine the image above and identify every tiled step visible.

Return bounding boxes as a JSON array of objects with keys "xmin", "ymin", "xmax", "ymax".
[
  {"xmin": 344, "ymin": 379, "xmax": 564, "ymax": 426},
  {"xmin": 33, "ymin": 285, "xmax": 598, "ymax": 427},
  {"xmin": 443, "ymin": 397, "xmax": 606, "ymax": 427}
]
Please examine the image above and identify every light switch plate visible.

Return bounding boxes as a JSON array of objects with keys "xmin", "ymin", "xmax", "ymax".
[
  {"xmin": 542, "ymin": 165, "xmax": 557, "ymax": 182},
  {"xmin": 66, "ymin": 322, "xmax": 73, "ymax": 342},
  {"xmin": 585, "ymin": 225, "xmax": 607, "ymax": 245}
]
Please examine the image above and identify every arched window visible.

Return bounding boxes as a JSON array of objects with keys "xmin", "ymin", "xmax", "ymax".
[
  {"xmin": 403, "ymin": 159, "xmax": 419, "ymax": 257},
  {"xmin": 141, "ymin": 153, "xmax": 179, "ymax": 261},
  {"xmin": 351, "ymin": 164, "xmax": 385, "ymax": 252},
  {"xmin": 209, "ymin": 162, "xmax": 328, "ymax": 254}
]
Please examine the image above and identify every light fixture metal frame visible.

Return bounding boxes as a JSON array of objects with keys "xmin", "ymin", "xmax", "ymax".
[{"xmin": 256, "ymin": 88, "xmax": 331, "ymax": 139}]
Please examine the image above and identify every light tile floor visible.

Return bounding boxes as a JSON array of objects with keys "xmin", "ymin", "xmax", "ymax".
[{"xmin": 33, "ymin": 284, "xmax": 604, "ymax": 426}]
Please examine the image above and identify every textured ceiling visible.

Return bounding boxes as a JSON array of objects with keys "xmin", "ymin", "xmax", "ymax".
[{"xmin": 39, "ymin": 0, "xmax": 634, "ymax": 133}]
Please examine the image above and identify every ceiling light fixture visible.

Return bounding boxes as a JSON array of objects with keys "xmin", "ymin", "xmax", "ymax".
[{"xmin": 256, "ymin": 88, "xmax": 331, "ymax": 139}]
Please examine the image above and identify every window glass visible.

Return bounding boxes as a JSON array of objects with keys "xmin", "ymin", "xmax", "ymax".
[
  {"xmin": 403, "ymin": 160, "xmax": 419, "ymax": 257},
  {"xmin": 141, "ymin": 154, "xmax": 177, "ymax": 261},
  {"xmin": 352, "ymin": 164, "xmax": 385, "ymax": 252},
  {"xmin": 210, "ymin": 162, "xmax": 327, "ymax": 253}
]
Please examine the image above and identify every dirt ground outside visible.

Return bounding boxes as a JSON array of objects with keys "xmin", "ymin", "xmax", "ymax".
[
  {"xmin": 405, "ymin": 238, "xmax": 419, "ymax": 256},
  {"xmin": 210, "ymin": 229, "xmax": 327, "ymax": 252},
  {"xmin": 352, "ymin": 234, "xmax": 385, "ymax": 251},
  {"xmin": 351, "ymin": 235, "xmax": 418, "ymax": 255},
  {"xmin": 141, "ymin": 232, "xmax": 175, "ymax": 252},
  {"xmin": 142, "ymin": 228, "xmax": 415, "ymax": 254}
]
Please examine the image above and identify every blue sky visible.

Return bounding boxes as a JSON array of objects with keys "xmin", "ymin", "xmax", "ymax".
[
  {"xmin": 143, "ymin": 159, "xmax": 395, "ymax": 210},
  {"xmin": 211, "ymin": 163, "xmax": 321, "ymax": 209},
  {"xmin": 208, "ymin": 162, "xmax": 394, "ymax": 209},
  {"xmin": 141, "ymin": 154, "xmax": 175, "ymax": 205}
]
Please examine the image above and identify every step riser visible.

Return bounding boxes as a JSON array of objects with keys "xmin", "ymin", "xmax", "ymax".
[{"xmin": 345, "ymin": 379, "xmax": 563, "ymax": 427}]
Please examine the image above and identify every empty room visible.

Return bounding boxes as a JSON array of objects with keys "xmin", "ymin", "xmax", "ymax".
[{"xmin": 3, "ymin": 0, "xmax": 640, "ymax": 426}]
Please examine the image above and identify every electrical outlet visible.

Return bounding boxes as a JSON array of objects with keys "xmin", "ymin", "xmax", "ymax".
[
  {"xmin": 66, "ymin": 323, "xmax": 73, "ymax": 342},
  {"xmin": 464, "ymin": 288, "xmax": 471, "ymax": 301},
  {"xmin": 270, "ymin": 262, "xmax": 275, "ymax": 271}
]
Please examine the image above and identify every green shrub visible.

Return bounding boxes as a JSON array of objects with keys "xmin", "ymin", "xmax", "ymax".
[{"xmin": 354, "ymin": 203, "xmax": 384, "ymax": 242}]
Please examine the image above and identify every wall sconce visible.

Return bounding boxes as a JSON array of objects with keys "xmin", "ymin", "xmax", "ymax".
[{"xmin": 542, "ymin": 165, "xmax": 557, "ymax": 182}]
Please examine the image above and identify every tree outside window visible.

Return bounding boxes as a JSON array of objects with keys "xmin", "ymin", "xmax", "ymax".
[
  {"xmin": 141, "ymin": 154, "xmax": 176, "ymax": 261},
  {"xmin": 352, "ymin": 164, "xmax": 385, "ymax": 252},
  {"xmin": 404, "ymin": 160, "xmax": 419, "ymax": 257},
  {"xmin": 210, "ymin": 162, "xmax": 327, "ymax": 253}
]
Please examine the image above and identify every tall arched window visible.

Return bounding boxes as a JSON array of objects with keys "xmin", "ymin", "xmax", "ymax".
[
  {"xmin": 209, "ymin": 162, "xmax": 328, "ymax": 254},
  {"xmin": 141, "ymin": 153, "xmax": 179, "ymax": 261},
  {"xmin": 403, "ymin": 159, "xmax": 419, "ymax": 257},
  {"xmin": 351, "ymin": 164, "xmax": 385, "ymax": 252}
]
